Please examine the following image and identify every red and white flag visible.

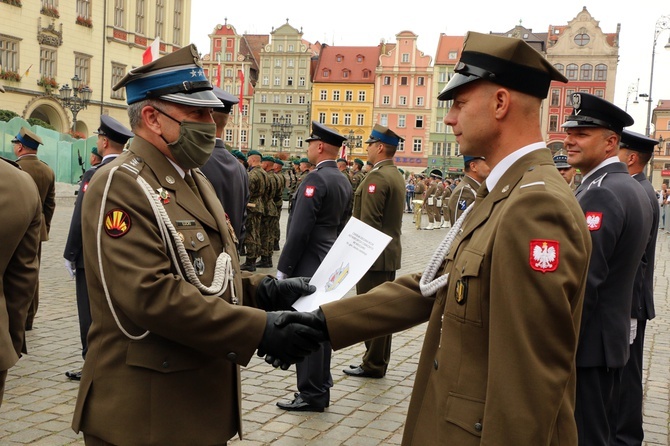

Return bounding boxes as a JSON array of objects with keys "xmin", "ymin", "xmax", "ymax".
[
  {"xmin": 238, "ymin": 70, "xmax": 245, "ymax": 113},
  {"xmin": 142, "ymin": 37, "xmax": 160, "ymax": 65},
  {"xmin": 339, "ymin": 145, "xmax": 347, "ymax": 161},
  {"xmin": 215, "ymin": 63, "xmax": 221, "ymax": 87}
]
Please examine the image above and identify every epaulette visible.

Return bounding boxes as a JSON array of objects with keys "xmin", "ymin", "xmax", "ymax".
[
  {"xmin": 118, "ymin": 156, "xmax": 145, "ymax": 179},
  {"xmin": 519, "ymin": 165, "xmax": 547, "ymax": 190},
  {"xmin": 0, "ymin": 156, "xmax": 21, "ymax": 169}
]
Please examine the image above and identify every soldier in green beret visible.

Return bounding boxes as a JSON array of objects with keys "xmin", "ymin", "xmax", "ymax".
[
  {"xmin": 241, "ymin": 150, "xmax": 268, "ymax": 271},
  {"xmin": 350, "ymin": 158, "xmax": 365, "ymax": 192},
  {"xmin": 256, "ymin": 156, "xmax": 278, "ymax": 268}
]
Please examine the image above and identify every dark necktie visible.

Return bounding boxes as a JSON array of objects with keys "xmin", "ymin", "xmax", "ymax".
[{"xmin": 184, "ymin": 173, "xmax": 204, "ymax": 203}]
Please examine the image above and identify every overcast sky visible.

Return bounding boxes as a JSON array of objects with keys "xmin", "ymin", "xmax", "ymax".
[{"xmin": 190, "ymin": 1, "xmax": 670, "ymax": 135}]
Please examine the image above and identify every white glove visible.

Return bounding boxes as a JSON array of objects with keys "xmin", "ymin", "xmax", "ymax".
[
  {"xmin": 276, "ymin": 270, "xmax": 287, "ymax": 281},
  {"xmin": 629, "ymin": 318, "xmax": 638, "ymax": 344},
  {"xmin": 64, "ymin": 259, "xmax": 76, "ymax": 279}
]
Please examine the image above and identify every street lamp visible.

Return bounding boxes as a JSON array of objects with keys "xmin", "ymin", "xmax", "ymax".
[
  {"xmin": 625, "ymin": 78, "xmax": 639, "ymax": 112},
  {"xmin": 271, "ymin": 115, "xmax": 293, "ymax": 153},
  {"xmin": 642, "ymin": 15, "xmax": 670, "ymax": 183},
  {"xmin": 347, "ymin": 130, "xmax": 362, "ymax": 160},
  {"xmin": 59, "ymin": 74, "xmax": 92, "ymax": 132}
]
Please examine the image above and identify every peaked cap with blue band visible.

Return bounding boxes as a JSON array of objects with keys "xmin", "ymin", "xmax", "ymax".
[
  {"xmin": 113, "ymin": 44, "xmax": 220, "ymax": 107},
  {"xmin": 12, "ymin": 127, "xmax": 42, "ymax": 150},
  {"xmin": 365, "ymin": 124, "xmax": 403, "ymax": 147},
  {"xmin": 438, "ymin": 31, "xmax": 567, "ymax": 101}
]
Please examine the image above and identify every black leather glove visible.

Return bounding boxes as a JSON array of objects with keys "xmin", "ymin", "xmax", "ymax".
[
  {"xmin": 255, "ymin": 276, "xmax": 316, "ymax": 311},
  {"xmin": 259, "ymin": 309, "xmax": 329, "ymax": 369},
  {"xmin": 257, "ymin": 311, "xmax": 326, "ymax": 370}
]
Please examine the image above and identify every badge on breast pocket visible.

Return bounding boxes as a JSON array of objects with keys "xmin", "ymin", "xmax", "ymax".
[{"xmin": 455, "ymin": 278, "xmax": 468, "ymax": 304}]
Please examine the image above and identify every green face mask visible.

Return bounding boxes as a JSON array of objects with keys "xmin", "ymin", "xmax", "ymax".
[{"xmin": 156, "ymin": 107, "xmax": 216, "ymax": 169}]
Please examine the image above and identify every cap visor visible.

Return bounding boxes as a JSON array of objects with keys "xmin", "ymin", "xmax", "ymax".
[
  {"xmin": 305, "ymin": 137, "xmax": 320, "ymax": 142},
  {"xmin": 11, "ymin": 138, "xmax": 19, "ymax": 143},
  {"xmin": 365, "ymin": 137, "xmax": 379, "ymax": 144},
  {"xmin": 561, "ymin": 121, "xmax": 600, "ymax": 129},
  {"xmin": 437, "ymin": 73, "xmax": 481, "ymax": 100},
  {"xmin": 161, "ymin": 90, "xmax": 222, "ymax": 108}
]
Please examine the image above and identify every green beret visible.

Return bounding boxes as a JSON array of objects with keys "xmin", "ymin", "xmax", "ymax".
[
  {"xmin": 300, "ymin": 157, "xmax": 309, "ymax": 164},
  {"xmin": 337, "ymin": 158, "xmax": 347, "ymax": 163},
  {"xmin": 262, "ymin": 156, "xmax": 275, "ymax": 162},
  {"xmin": 398, "ymin": 168, "xmax": 405, "ymax": 174},
  {"xmin": 274, "ymin": 159, "xmax": 285, "ymax": 166},
  {"xmin": 247, "ymin": 150, "xmax": 262, "ymax": 158},
  {"xmin": 233, "ymin": 151, "xmax": 247, "ymax": 162},
  {"xmin": 354, "ymin": 158, "xmax": 364, "ymax": 167},
  {"xmin": 292, "ymin": 159, "xmax": 300, "ymax": 165},
  {"xmin": 91, "ymin": 147, "xmax": 101, "ymax": 157}
]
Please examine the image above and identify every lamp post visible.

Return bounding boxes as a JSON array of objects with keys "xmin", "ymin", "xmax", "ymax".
[
  {"xmin": 643, "ymin": 15, "xmax": 670, "ymax": 183},
  {"xmin": 347, "ymin": 130, "xmax": 362, "ymax": 161},
  {"xmin": 624, "ymin": 78, "xmax": 639, "ymax": 112},
  {"xmin": 59, "ymin": 74, "xmax": 92, "ymax": 133},
  {"xmin": 270, "ymin": 115, "xmax": 293, "ymax": 154}
]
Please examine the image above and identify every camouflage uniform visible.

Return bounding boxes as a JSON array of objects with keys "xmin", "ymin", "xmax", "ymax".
[
  {"xmin": 257, "ymin": 168, "xmax": 277, "ymax": 267},
  {"xmin": 242, "ymin": 165, "xmax": 267, "ymax": 268},
  {"xmin": 272, "ymin": 170, "xmax": 285, "ymax": 251}
]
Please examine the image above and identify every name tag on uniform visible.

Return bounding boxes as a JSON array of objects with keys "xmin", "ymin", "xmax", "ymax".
[{"xmin": 176, "ymin": 220, "xmax": 197, "ymax": 227}]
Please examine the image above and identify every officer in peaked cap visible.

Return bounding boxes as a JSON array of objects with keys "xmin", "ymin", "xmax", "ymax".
[
  {"xmin": 562, "ymin": 92, "xmax": 634, "ymax": 135},
  {"xmin": 552, "ymin": 150, "xmax": 577, "ymax": 187},
  {"xmin": 12, "ymin": 127, "xmax": 43, "ymax": 150},
  {"xmin": 563, "ymin": 98, "xmax": 652, "ymax": 443},
  {"xmin": 201, "ymin": 85, "xmax": 249, "ymax": 248},
  {"xmin": 305, "ymin": 120, "xmax": 347, "ymax": 147},
  {"xmin": 12, "ymin": 126, "xmax": 54, "ymax": 332},
  {"xmin": 611, "ymin": 129, "xmax": 660, "ymax": 446},
  {"xmin": 94, "ymin": 115, "xmax": 134, "ymax": 146},
  {"xmin": 72, "ymin": 44, "xmax": 320, "ymax": 445},
  {"xmin": 365, "ymin": 124, "xmax": 404, "ymax": 147},
  {"xmin": 266, "ymin": 31, "xmax": 594, "ymax": 444},
  {"xmin": 350, "ymin": 158, "xmax": 366, "ymax": 191},
  {"xmin": 438, "ymin": 31, "xmax": 567, "ymax": 101}
]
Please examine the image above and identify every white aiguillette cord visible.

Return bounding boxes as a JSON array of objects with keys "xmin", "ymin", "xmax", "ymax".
[
  {"xmin": 97, "ymin": 166, "xmax": 236, "ymax": 340},
  {"xmin": 419, "ymin": 203, "xmax": 474, "ymax": 297}
]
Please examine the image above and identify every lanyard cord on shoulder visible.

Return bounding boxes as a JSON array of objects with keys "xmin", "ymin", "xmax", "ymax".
[
  {"xmin": 419, "ymin": 202, "xmax": 474, "ymax": 297},
  {"xmin": 96, "ymin": 166, "xmax": 236, "ymax": 340}
]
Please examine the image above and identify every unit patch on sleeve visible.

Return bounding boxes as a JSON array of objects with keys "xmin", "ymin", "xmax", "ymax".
[
  {"xmin": 368, "ymin": 184, "xmax": 377, "ymax": 194},
  {"xmin": 104, "ymin": 208, "xmax": 132, "ymax": 238},
  {"xmin": 585, "ymin": 212, "xmax": 602, "ymax": 231},
  {"xmin": 304, "ymin": 185, "xmax": 315, "ymax": 198},
  {"xmin": 529, "ymin": 239, "xmax": 559, "ymax": 273}
]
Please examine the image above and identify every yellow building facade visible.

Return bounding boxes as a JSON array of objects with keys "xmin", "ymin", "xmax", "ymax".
[{"xmin": 0, "ymin": 0, "xmax": 191, "ymax": 135}]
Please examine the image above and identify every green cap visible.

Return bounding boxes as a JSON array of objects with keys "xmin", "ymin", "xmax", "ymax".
[
  {"xmin": 91, "ymin": 146, "xmax": 101, "ymax": 157},
  {"xmin": 247, "ymin": 150, "xmax": 262, "ymax": 158},
  {"xmin": 354, "ymin": 158, "xmax": 364, "ymax": 167},
  {"xmin": 274, "ymin": 159, "xmax": 285, "ymax": 166},
  {"xmin": 262, "ymin": 156, "xmax": 275, "ymax": 162},
  {"xmin": 300, "ymin": 157, "xmax": 310, "ymax": 164}
]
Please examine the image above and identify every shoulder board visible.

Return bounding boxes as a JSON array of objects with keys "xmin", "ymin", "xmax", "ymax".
[
  {"xmin": 119, "ymin": 156, "xmax": 145, "ymax": 179},
  {"xmin": 0, "ymin": 156, "xmax": 21, "ymax": 169},
  {"xmin": 587, "ymin": 173, "xmax": 608, "ymax": 190}
]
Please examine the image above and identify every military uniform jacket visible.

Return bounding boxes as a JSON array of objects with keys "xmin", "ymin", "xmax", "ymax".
[
  {"xmin": 16, "ymin": 155, "xmax": 56, "ymax": 241},
  {"xmin": 351, "ymin": 170, "xmax": 366, "ymax": 193},
  {"xmin": 631, "ymin": 171, "xmax": 658, "ymax": 321},
  {"xmin": 272, "ymin": 171, "xmax": 285, "ymax": 210},
  {"xmin": 321, "ymin": 149, "xmax": 592, "ymax": 445},
  {"xmin": 72, "ymin": 137, "xmax": 267, "ymax": 445},
  {"xmin": 247, "ymin": 165, "xmax": 267, "ymax": 215},
  {"xmin": 262, "ymin": 169, "xmax": 278, "ymax": 217},
  {"xmin": 575, "ymin": 162, "xmax": 652, "ymax": 368},
  {"xmin": 353, "ymin": 159, "xmax": 404, "ymax": 272},
  {"xmin": 441, "ymin": 184, "xmax": 452, "ymax": 210},
  {"xmin": 447, "ymin": 175, "xmax": 479, "ymax": 225},
  {"xmin": 200, "ymin": 139, "xmax": 250, "ymax": 244},
  {"xmin": 413, "ymin": 181, "xmax": 426, "ymax": 202},
  {"xmin": 278, "ymin": 160, "xmax": 352, "ymax": 277},
  {"xmin": 425, "ymin": 182, "xmax": 438, "ymax": 207},
  {"xmin": 0, "ymin": 158, "xmax": 41, "ymax": 371}
]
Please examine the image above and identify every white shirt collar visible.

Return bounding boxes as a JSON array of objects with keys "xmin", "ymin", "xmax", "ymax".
[
  {"xmin": 167, "ymin": 157, "xmax": 187, "ymax": 178},
  {"xmin": 485, "ymin": 142, "xmax": 546, "ymax": 191},
  {"xmin": 101, "ymin": 154, "xmax": 119, "ymax": 163},
  {"xmin": 581, "ymin": 157, "xmax": 619, "ymax": 182}
]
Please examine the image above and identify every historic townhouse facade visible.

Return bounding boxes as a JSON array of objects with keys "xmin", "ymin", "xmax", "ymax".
[
  {"xmin": 374, "ymin": 31, "xmax": 433, "ymax": 172},
  {"xmin": 652, "ymin": 100, "xmax": 670, "ymax": 187},
  {"xmin": 0, "ymin": 0, "xmax": 191, "ymax": 134},
  {"xmin": 428, "ymin": 34, "xmax": 464, "ymax": 178},
  {"xmin": 249, "ymin": 21, "xmax": 318, "ymax": 158},
  {"xmin": 310, "ymin": 44, "xmax": 379, "ymax": 161}
]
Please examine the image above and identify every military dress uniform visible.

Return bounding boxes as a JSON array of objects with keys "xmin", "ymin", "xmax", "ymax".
[
  {"xmin": 424, "ymin": 179, "xmax": 439, "ymax": 229},
  {"xmin": 277, "ymin": 123, "xmax": 352, "ymax": 411},
  {"xmin": 413, "ymin": 179, "xmax": 426, "ymax": 229},
  {"xmin": 270, "ymin": 164, "xmax": 285, "ymax": 251},
  {"xmin": 0, "ymin": 157, "xmax": 41, "ymax": 406},
  {"xmin": 321, "ymin": 149, "xmax": 592, "ymax": 445},
  {"xmin": 350, "ymin": 151, "xmax": 405, "ymax": 377},
  {"xmin": 200, "ymin": 138, "xmax": 250, "ymax": 247},
  {"xmin": 13, "ymin": 128, "xmax": 56, "ymax": 330},
  {"xmin": 257, "ymin": 158, "xmax": 278, "ymax": 268},
  {"xmin": 447, "ymin": 174, "xmax": 480, "ymax": 225},
  {"xmin": 440, "ymin": 182, "xmax": 452, "ymax": 228},
  {"xmin": 561, "ymin": 93, "xmax": 653, "ymax": 446}
]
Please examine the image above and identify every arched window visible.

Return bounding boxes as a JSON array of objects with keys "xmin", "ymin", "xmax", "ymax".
[
  {"xmin": 553, "ymin": 63, "xmax": 564, "ymax": 75},
  {"xmin": 594, "ymin": 64, "xmax": 607, "ymax": 81},
  {"xmin": 566, "ymin": 64, "xmax": 578, "ymax": 80},
  {"xmin": 580, "ymin": 64, "xmax": 593, "ymax": 81}
]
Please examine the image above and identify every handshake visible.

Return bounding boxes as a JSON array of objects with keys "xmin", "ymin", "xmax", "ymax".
[
  {"xmin": 257, "ymin": 310, "xmax": 329, "ymax": 370},
  {"xmin": 254, "ymin": 276, "xmax": 329, "ymax": 370}
]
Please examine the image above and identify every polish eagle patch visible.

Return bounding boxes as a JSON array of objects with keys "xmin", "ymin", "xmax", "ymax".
[
  {"xmin": 530, "ymin": 239, "xmax": 559, "ymax": 273},
  {"xmin": 304, "ymin": 185, "xmax": 315, "ymax": 198},
  {"xmin": 368, "ymin": 184, "xmax": 377, "ymax": 193},
  {"xmin": 104, "ymin": 208, "xmax": 132, "ymax": 238},
  {"xmin": 585, "ymin": 212, "xmax": 602, "ymax": 231}
]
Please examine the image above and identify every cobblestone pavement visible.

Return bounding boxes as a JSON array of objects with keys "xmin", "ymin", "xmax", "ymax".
[{"xmin": 1, "ymin": 188, "xmax": 668, "ymax": 445}]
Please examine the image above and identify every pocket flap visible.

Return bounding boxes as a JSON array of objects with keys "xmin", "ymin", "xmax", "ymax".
[
  {"xmin": 126, "ymin": 341, "xmax": 208, "ymax": 373},
  {"xmin": 445, "ymin": 392, "xmax": 485, "ymax": 437}
]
